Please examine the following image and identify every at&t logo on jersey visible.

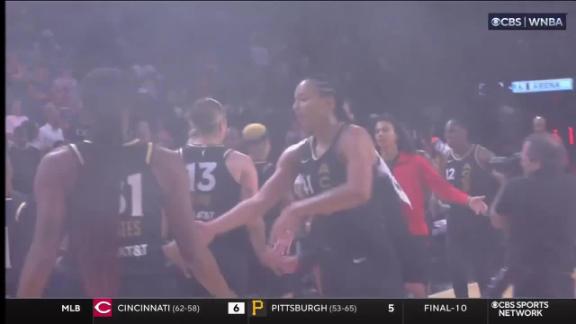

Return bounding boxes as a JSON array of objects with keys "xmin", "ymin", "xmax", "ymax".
[{"xmin": 93, "ymin": 299, "xmax": 113, "ymax": 318}]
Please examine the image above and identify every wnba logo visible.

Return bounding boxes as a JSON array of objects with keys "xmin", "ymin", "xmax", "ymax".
[
  {"xmin": 489, "ymin": 13, "xmax": 566, "ymax": 30},
  {"xmin": 93, "ymin": 299, "xmax": 113, "ymax": 318}
]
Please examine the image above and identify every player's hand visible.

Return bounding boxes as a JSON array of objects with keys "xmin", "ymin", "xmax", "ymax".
[
  {"xmin": 260, "ymin": 246, "xmax": 299, "ymax": 276},
  {"xmin": 259, "ymin": 247, "xmax": 286, "ymax": 275},
  {"xmin": 275, "ymin": 255, "xmax": 299, "ymax": 275},
  {"xmin": 162, "ymin": 241, "xmax": 192, "ymax": 279},
  {"xmin": 257, "ymin": 247, "xmax": 277, "ymax": 270},
  {"xmin": 270, "ymin": 204, "xmax": 304, "ymax": 246},
  {"xmin": 467, "ymin": 196, "xmax": 488, "ymax": 215}
]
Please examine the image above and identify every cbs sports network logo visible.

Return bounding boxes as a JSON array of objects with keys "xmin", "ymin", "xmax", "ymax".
[{"xmin": 489, "ymin": 13, "xmax": 567, "ymax": 30}]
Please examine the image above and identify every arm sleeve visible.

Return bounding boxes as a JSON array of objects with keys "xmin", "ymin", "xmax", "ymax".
[{"xmin": 417, "ymin": 155, "xmax": 469, "ymax": 205}]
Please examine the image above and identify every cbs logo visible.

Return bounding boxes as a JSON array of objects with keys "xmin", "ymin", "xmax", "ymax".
[{"xmin": 491, "ymin": 17, "xmax": 523, "ymax": 27}]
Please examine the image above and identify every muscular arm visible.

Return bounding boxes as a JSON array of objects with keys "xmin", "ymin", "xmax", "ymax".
[
  {"xmin": 17, "ymin": 148, "xmax": 75, "ymax": 297},
  {"xmin": 153, "ymin": 147, "xmax": 235, "ymax": 297},
  {"xmin": 289, "ymin": 126, "xmax": 376, "ymax": 220},
  {"xmin": 209, "ymin": 145, "xmax": 301, "ymax": 236}
]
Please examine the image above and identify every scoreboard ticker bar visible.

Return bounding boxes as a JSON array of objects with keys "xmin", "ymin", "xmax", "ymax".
[{"xmin": 6, "ymin": 299, "xmax": 576, "ymax": 324}]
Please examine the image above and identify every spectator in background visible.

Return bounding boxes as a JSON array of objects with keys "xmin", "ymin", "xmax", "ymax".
[
  {"xmin": 532, "ymin": 115, "xmax": 563, "ymax": 143},
  {"xmin": 33, "ymin": 29, "xmax": 62, "ymax": 66},
  {"xmin": 8, "ymin": 121, "xmax": 42, "ymax": 195},
  {"xmin": 532, "ymin": 116, "xmax": 568, "ymax": 168},
  {"xmin": 492, "ymin": 133, "xmax": 576, "ymax": 298},
  {"xmin": 533, "ymin": 116, "xmax": 548, "ymax": 135},
  {"xmin": 7, "ymin": 56, "xmax": 30, "ymax": 101},
  {"xmin": 52, "ymin": 68, "xmax": 80, "ymax": 110},
  {"xmin": 7, "ymin": 51, "xmax": 27, "ymax": 84},
  {"xmin": 37, "ymin": 103, "xmax": 64, "ymax": 152},
  {"xmin": 26, "ymin": 65, "xmax": 52, "ymax": 123},
  {"xmin": 25, "ymin": 120, "xmax": 42, "ymax": 152},
  {"xmin": 6, "ymin": 98, "xmax": 29, "ymax": 141}
]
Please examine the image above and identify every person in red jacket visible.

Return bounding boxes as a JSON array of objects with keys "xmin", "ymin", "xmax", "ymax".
[{"xmin": 373, "ymin": 114, "xmax": 488, "ymax": 298}]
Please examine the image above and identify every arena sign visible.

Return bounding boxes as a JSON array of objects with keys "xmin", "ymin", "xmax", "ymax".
[{"xmin": 509, "ymin": 78, "xmax": 573, "ymax": 93}]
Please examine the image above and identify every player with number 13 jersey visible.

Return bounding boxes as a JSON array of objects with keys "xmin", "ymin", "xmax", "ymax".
[{"xmin": 170, "ymin": 98, "xmax": 264, "ymax": 297}]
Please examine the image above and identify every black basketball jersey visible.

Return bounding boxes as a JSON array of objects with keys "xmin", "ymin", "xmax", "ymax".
[
  {"xmin": 179, "ymin": 145, "xmax": 242, "ymax": 220},
  {"xmin": 292, "ymin": 124, "xmax": 408, "ymax": 258},
  {"xmin": 64, "ymin": 140, "xmax": 165, "ymax": 276},
  {"xmin": 445, "ymin": 144, "xmax": 499, "ymax": 223},
  {"xmin": 179, "ymin": 145, "xmax": 247, "ymax": 250},
  {"xmin": 179, "ymin": 144, "xmax": 252, "ymax": 294}
]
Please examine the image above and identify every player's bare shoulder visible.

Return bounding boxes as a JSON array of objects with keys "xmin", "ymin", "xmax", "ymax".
[
  {"xmin": 224, "ymin": 149, "xmax": 256, "ymax": 182},
  {"xmin": 35, "ymin": 145, "xmax": 81, "ymax": 193},
  {"xmin": 226, "ymin": 150, "xmax": 254, "ymax": 167},
  {"xmin": 151, "ymin": 145, "xmax": 182, "ymax": 167},
  {"xmin": 42, "ymin": 145, "xmax": 82, "ymax": 174},
  {"xmin": 280, "ymin": 139, "xmax": 308, "ymax": 166},
  {"xmin": 337, "ymin": 124, "xmax": 374, "ymax": 147},
  {"xmin": 149, "ymin": 145, "xmax": 186, "ymax": 184},
  {"xmin": 337, "ymin": 124, "xmax": 376, "ymax": 158}
]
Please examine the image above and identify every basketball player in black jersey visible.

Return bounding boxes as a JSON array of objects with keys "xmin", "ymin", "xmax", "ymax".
[
  {"xmin": 163, "ymin": 98, "xmax": 268, "ymax": 297},
  {"xmin": 17, "ymin": 68, "xmax": 234, "ymax": 298},
  {"xmin": 198, "ymin": 78, "xmax": 411, "ymax": 297},
  {"xmin": 443, "ymin": 119, "xmax": 501, "ymax": 298}
]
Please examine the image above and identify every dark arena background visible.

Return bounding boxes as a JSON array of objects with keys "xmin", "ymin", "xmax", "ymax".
[{"xmin": 5, "ymin": 1, "xmax": 576, "ymax": 324}]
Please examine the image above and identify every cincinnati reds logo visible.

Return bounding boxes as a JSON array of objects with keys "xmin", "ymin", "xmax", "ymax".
[{"xmin": 93, "ymin": 299, "xmax": 113, "ymax": 318}]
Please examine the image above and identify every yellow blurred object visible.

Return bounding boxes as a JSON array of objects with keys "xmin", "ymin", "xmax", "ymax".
[{"xmin": 242, "ymin": 123, "xmax": 267, "ymax": 141}]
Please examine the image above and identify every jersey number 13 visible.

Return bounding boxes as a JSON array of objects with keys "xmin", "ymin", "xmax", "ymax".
[{"xmin": 186, "ymin": 162, "xmax": 217, "ymax": 192}]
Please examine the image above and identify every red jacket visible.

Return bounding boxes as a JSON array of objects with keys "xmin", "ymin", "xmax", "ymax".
[{"xmin": 391, "ymin": 152, "xmax": 469, "ymax": 236}]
